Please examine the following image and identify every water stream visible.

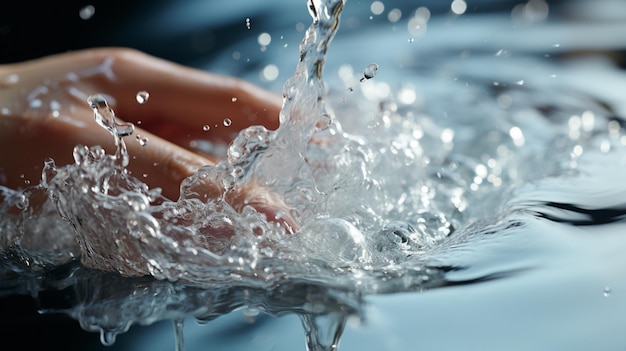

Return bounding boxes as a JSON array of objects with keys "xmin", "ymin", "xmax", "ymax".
[{"xmin": 2, "ymin": 0, "xmax": 626, "ymax": 350}]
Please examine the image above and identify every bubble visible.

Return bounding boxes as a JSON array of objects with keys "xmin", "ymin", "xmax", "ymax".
[
  {"xmin": 245, "ymin": 17, "xmax": 251, "ymax": 29},
  {"xmin": 316, "ymin": 114, "xmax": 333, "ymax": 131},
  {"xmin": 79, "ymin": 5, "xmax": 95, "ymax": 20},
  {"xmin": 360, "ymin": 63, "xmax": 379, "ymax": 82},
  {"xmin": 202, "ymin": 125, "xmax": 211, "ymax": 132},
  {"xmin": 603, "ymin": 286, "xmax": 612, "ymax": 297},
  {"xmin": 136, "ymin": 91, "xmax": 150, "ymax": 104},
  {"xmin": 223, "ymin": 118, "xmax": 232, "ymax": 127},
  {"xmin": 231, "ymin": 97, "xmax": 238, "ymax": 102}
]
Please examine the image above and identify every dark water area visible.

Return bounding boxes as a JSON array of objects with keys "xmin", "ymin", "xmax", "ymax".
[{"xmin": 3, "ymin": 1, "xmax": 626, "ymax": 350}]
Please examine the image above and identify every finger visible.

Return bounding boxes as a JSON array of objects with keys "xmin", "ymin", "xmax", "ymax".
[
  {"xmin": 36, "ymin": 48, "xmax": 283, "ymax": 146},
  {"xmin": 0, "ymin": 104, "xmax": 212, "ymax": 200}
]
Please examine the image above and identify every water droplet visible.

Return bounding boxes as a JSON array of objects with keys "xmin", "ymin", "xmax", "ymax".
[
  {"xmin": 100, "ymin": 331, "xmax": 117, "ymax": 346},
  {"xmin": 136, "ymin": 91, "xmax": 150, "ymax": 104},
  {"xmin": 16, "ymin": 193, "xmax": 28, "ymax": 210},
  {"xmin": 89, "ymin": 94, "xmax": 135, "ymax": 137},
  {"xmin": 173, "ymin": 319, "xmax": 185, "ymax": 351},
  {"xmin": 258, "ymin": 32, "xmax": 271, "ymax": 46},
  {"xmin": 451, "ymin": 0, "xmax": 468, "ymax": 15},
  {"xmin": 79, "ymin": 5, "xmax": 95, "ymax": 20},
  {"xmin": 243, "ymin": 306, "xmax": 261, "ymax": 323},
  {"xmin": 136, "ymin": 134, "xmax": 149, "ymax": 146},
  {"xmin": 360, "ymin": 63, "xmax": 379, "ymax": 82},
  {"xmin": 299, "ymin": 313, "xmax": 348, "ymax": 351},
  {"xmin": 1, "ymin": 73, "xmax": 19, "ymax": 86},
  {"xmin": 202, "ymin": 124, "xmax": 211, "ymax": 131},
  {"xmin": 223, "ymin": 118, "xmax": 232, "ymax": 127}
]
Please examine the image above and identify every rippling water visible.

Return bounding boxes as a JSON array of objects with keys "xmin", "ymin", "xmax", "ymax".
[{"xmin": 2, "ymin": 0, "xmax": 626, "ymax": 350}]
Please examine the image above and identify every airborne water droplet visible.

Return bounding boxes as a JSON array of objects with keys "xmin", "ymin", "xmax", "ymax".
[
  {"xmin": 360, "ymin": 63, "xmax": 379, "ymax": 82},
  {"xmin": 79, "ymin": 5, "xmax": 95, "ymax": 20},
  {"xmin": 136, "ymin": 134, "xmax": 148, "ymax": 146},
  {"xmin": 136, "ymin": 91, "xmax": 150, "ymax": 104}
]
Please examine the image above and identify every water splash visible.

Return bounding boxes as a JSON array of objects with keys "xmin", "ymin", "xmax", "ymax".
[{"xmin": 3, "ymin": 0, "xmax": 626, "ymax": 350}]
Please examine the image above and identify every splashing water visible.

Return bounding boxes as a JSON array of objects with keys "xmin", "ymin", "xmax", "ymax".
[{"xmin": 3, "ymin": 0, "xmax": 626, "ymax": 350}]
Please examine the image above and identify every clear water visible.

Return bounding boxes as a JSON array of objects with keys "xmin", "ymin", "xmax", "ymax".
[{"xmin": 3, "ymin": 0, "xmax": 626, "ymax": 350}]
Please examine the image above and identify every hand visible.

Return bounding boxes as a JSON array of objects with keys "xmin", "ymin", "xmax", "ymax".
[{"xmin": 0, "ymin": 47, "xmax": 296, "ymax": 231}]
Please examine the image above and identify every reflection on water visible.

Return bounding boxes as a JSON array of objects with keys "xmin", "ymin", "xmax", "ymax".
[{"xmin": 3, "ymin": 0, "xmax": 626, "ymax": 350}]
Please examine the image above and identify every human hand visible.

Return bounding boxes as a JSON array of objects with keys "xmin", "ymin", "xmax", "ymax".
[{"xmin": 0, "ymin": 47, "xmax": 296, "ymax": 231}]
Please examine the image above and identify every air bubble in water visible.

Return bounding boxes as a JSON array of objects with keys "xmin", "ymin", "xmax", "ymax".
[
  {"xmin": 223, "ymin": 118, "xmax": 232, "ymax": 127},
  {"xmin": 316, "ymin": 114, "xmax": 333, "ymax": 130},
  {"xmin": 245, "ymin": 17, "xmax": 251, "ymax": 29},
  {"xmin": 202, "ymin": 124, "xmax": 211, "ymax": 132},
  {"xmin": 136, "ymin": 91, "xmax": 150, "ymax": 104},
  {"xmin": 231, "ymin": 97, "xmax": 238, "ymax": 102},
  {"xmin": 360, "ymin": 64, "xmax": 379, "ymax": 82},
  {"xmin": 604, "ymin": 286, "xmax": 612, "ymax": 297}
]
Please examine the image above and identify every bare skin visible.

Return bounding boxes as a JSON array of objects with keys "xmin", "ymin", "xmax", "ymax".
[{"xmin": 0, "ymin": 47, "xmax": 296, "ymax": 231}]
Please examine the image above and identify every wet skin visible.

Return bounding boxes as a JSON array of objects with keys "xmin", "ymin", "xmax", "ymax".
[{"xmin": 0, "ymin": 47, "xmax": 296, "ymax": 231}]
